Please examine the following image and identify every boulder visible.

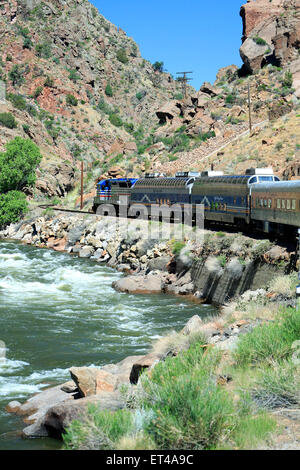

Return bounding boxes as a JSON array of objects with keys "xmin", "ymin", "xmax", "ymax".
[
  {"xmin": 79, "ymin": 246, "xmax": 95, "ymax": 258},
  {"xmin": 181, "ymin": 315, "xmax": 204, "ymax": 336},
  {"xmin": 112, "ymin": 273, "xmax": 163, "ymax": 294},
  {"xmin": 24, "ymin": 391, "xmax": 125, "ymax": 439},
  {"xmin": 156, "ymin": 101, "xmax": 182, "ymax": 124},
  {"xmin": 200, "ymin": 82, "xmax": 222, "ymax": 97},
  {"xmin": 129, "ymin": 353, "xmax": 163, "ymax": 385}
]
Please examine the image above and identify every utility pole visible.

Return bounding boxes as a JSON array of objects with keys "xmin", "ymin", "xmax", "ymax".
[
  {"xmin": 80, "ymin": 161, "xmax": 84, "ymax": 210},
  {"xmin": 176, "ymin": 71, "xmax": 193, "ymax": 99},
  {"xmin": 248, "ymin": 82, "xmax": 252, "ymax": 134}
]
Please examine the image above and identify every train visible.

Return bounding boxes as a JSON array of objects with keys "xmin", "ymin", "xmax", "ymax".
[{"xmin": 92, "ymin": 168, "xmax": 300, "ymax": 236}]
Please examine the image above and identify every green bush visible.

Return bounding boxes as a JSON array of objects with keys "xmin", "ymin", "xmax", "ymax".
[
  {"xmin": 171, "ymin": 241, "xmax": 186, "ymax": 256},
  {"xmin": 153, "ymin": 61, "xmax": 164, "ymax": 72},
  {"xmin": 63, "ymin": 407, "xmax": 133, "ymax": 450},
  {"xmin": 116, "ymin": 49, "xmax": 128, "ymax": 64},
  {"xmin": 0, "ymin": 137, "xmax": 42, "ymax": 192},
  {"xmin": 68, "ymin": 69, "xmax": 80, "ymax": 83},
  {"xmin": 0, "ymin": 191, "xmax": 28, "ymax": 228},
  {"xmin": 66, "ymin": 94, "xmax": 78, "ymax": 106},
  {"xmin": 33, "ymin": 86, "xmax": 43, "ymax": 98},
  {"xmin": 7, "ymin": 93, "xmax": 26, "ymax": 111},
  {"xmin": 253, "ymin": 37, "xmax": 267, "ymax": 46},
  {"xmin": 234, "ymin": 308, "xmax": 300, "ymax": 367},
  {"xmin": 140, "ymin": 346, "xmax": 235, "ymax": 450},
  {"xmin": 0, "ymin": 112, "xmax": 17, "ymax": 129},
  {"xmin": 23, "ymin": 37, "xmax": 33, "ymax": 50},
  {"xmin": 44, "ymin": 76, "xmax": 54, "ymax": 87},
  {"xmin": 109, "ymin": 113, "xmax": 123, "ymax": 127},
  {"xmin": 105, "ymin": 83, "xmax": 113, "ymax": 97},
  {"xmin": 35, "ymin": 42, "xmax": 52, "ymax": 59},
  {"xmin": 8, "ymin": 65, "xmax": 25, "ymax": 86}
]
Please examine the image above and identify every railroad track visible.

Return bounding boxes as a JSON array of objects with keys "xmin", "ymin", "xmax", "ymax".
[{"xmin": 38, "ymin": 204, "xmax": 95, "ymax": 215}]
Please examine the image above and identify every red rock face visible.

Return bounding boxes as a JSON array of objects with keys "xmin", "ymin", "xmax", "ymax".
[
  {"xmin": 240, "ymin": 0, "xmax": 284, "ymax": 41},
  {"xmin": 240, "ymin": 0, "xmax": 300, "ymax": 78}
]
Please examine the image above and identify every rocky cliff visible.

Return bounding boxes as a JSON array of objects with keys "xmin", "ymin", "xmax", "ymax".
[{"xmin": 0, "ymin": 0, "xmax": 183, "ymax": 197}]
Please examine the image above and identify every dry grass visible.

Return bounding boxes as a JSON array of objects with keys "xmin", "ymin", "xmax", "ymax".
[
  {"xmin": 151, "ymin": 330, "xmax": 208, "ymax": 357},
  {"xmin": 268, "ymin": 274, "xmax": 298, "ymax": 297}
]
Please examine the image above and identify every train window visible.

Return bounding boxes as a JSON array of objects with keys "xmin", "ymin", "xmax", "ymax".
[
  {"xmin": 268, "ymin": 199, "xmax": 272, "ymax": 209},
  {"xmin": 282, "ymin": 200, "xmax": 286, "ymax": 210},
  {"xmin": 292, "ymin": 200, "xmax": 296, "ymax": 210},
  {"xmin": 264, "ymin": 199, "xmax": 267, "ymax": 207},
  {"xmin": 287, "ymin": 200, "xmax": 291, "ymax": 210},
  {"xmin": 277, "ymin": 199, "xmax": 281, "ymax": 209},
  {"xmin": 260, "ymin": 199, "xmax": 263, "ymax": 207}
]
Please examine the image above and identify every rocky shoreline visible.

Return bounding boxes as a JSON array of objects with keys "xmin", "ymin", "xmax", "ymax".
[
  {"xmin": 0, "ymin": 208, "xmax": 296, "ymax": 304},
  {"xmin": 5, "ymin": 314, "xmax": 257, "ymax": 440},
  {"xmin": 1, "ymin": 209, "xmax": 298, "ymax": 442}
]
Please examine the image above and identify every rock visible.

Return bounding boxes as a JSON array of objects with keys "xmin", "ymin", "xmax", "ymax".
[
  {"xmin": 129, "ymin": 353, "xmax": 162, "ymax": 385},
  {"xmin": 200, "ymin": 82, "xmax": 222, "ymax": 97},
  {"xmin": 156, "ymin": 101, "xmax": 182, "ymax": 124},
  {"xmin": 181, "ymin": 315, "xmax": 203, "ymax": 336},
  {"xmin": 240, "ymin": 0, "xmax": 300, "ymax": 74},
  {"xmin": 26, "ymin": 392, "xmax": 125, "ymax": 439},
  {"xmin": 61, "ymin": 381, "xmax": 78, "ymax": 394},
  {"xmin": 69, "ymin": 367, "xmax": 96, "ymax": 397},
  {"xmin": 14, "ymin": 383, "xmax": 75, "ymax": 424},
  {"xmin": 112, "ymin": 273, "xmax": 163, "ymax": 294},
  {"xmin": 70, "ymin": 367, "xmax": 118, "ymax": 397},
  {"xmin": 5, "ymin": 401, "xmax": 21, "ymax": 413},
  {"xmin": 79, "ymin": 246, "xmax": 95, "ymax": 258},
  {"xmin": 147, "ymin": 256, "xmax": 171, "ymax": 272}
]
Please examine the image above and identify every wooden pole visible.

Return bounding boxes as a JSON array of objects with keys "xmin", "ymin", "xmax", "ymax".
[
  {"xmin": 248, "ymin": 82, "xmax": 252, "ymax": 134},
  {"xmin": 80, "ymin": 161, "xmax": 84, "ymax": 210}
]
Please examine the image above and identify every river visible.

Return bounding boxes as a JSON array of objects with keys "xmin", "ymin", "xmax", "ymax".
[{"xmin": 0, "ymin": 240, "xmax": 216, "ymax": 450}]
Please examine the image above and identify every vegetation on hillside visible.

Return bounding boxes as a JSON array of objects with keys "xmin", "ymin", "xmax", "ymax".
[{"xmin": 0, "ymin": 137, "xmax": 41, "ymax": 227}]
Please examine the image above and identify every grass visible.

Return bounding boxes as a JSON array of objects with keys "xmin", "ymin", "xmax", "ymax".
[
  {"xmin": 234, "ymin": 308, "xmax": 300, "ymax": 367},
  {"xmin": 63, "ymin": 339, "xmax": 277, "ymax": 450}
]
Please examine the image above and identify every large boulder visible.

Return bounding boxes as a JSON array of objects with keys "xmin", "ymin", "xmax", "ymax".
[
  {"xmin": 112, "ymin": 272, "xmax": 164, "ymax": 294},
  {"xmin": 24, "ymin": 391, "xmax": 125, "ymax": 439},
  {"xmin": 240, "ymin": 0, "xmax": 300, "ymax": 73}
]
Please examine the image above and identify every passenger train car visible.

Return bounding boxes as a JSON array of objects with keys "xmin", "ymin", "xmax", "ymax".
[{"xmin": 92, "ymin": 168, "xmax": 300, "ymax": 236}]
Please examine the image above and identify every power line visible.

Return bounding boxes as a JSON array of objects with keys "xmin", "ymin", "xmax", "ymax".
[{"xmin": 176, "ymin": 71, "xmax": 193, "ymax": 98}]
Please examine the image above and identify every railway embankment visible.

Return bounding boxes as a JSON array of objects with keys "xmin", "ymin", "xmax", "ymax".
[{"xmin": 0, "ymin": 209, "xmax": 297, "ymax": 306}]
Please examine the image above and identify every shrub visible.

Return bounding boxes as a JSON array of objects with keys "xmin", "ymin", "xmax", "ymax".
[
  {"xmin": 44, "ymin": 76, "xmax": 54, "ymax": 87},
  {"xmin": 63, "ymin": 407, "xmax": 133, "ymax": 450},
  {"xmin": 68, "ymin": 69, "xmax": 80, "ymax": 82},
  {"xmin": 0, "ymin": 112, "xmax": 17, "ymax": 129},
  {"xmin": 22, "ymin": 124, "xmax": 30, "ymax": 136},
  {"xmin": 116, "ymin": 49, "xmax": 128, "ymax": 64},
  {"xmin": 234, "ymin": 308, "xmax": 300, "ymax": 367},
  {"xmin": 282, "ymin": 71, "xmax": 293, "ymax": 88},
  {"xmin": 153, "ymin": 61, "xmax": 164, "ymax": 73},
  {"xmin": 251, "ymin": 360, "xmax": 300, "ymax": 409},
  {"xmin": 105, "ymin": 83, "xmax": 113, "ymax": 97},
  {"xmin": 0, "ymin": 191, "xmax": 28, "ymax": 228},
  {"xmin": 7, "ymin": 93, "xmax": 27, "ymax": 111},
  {"xmin": 35, "ymin": 42, "xmax": 52, "ymax": 59},
  {"xmin": 23, "ymin": 37, "xmax": 33, "ymax": 50},
  {"xmin": 33, "ymin": 86, "xmax": 43, "ymax": 99},
  {"xmin": 109, "ymin": 113, "xmax": 123, "ymax": 127},
  {"xmin": 253, "ymin": 36, "xmax": 267, "ymax": 46},
  {"xmin": 0, "ymin": 137, "xmax": 42, "ymax": 192},
  {"xmin": 66, "ymin": 94, "xmax": 78, "ymax": 106},
  {"xmin": 140, "ymin": 346, "xmax": 236, "ymax": 450},
  {"xmin": 171, "ymin": 240, "xmax": 186, "ymax": 256},
  {"xmin": 8, "ymin": 65, "xmax": 25, "ymax": 86}
]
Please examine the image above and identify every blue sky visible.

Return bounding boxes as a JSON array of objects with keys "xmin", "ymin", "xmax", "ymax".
[{"xmin": 92, "ymin": 0, "xmax": 244, "ymax": 90}]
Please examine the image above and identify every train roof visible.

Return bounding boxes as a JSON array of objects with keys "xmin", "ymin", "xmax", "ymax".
[
  {"xmin": 133, "ymin": 177, "xmax": 194, "ymax": 188},
  {"xmin": 252, "ymin": 180, "xmax": 300, "ymax": 193},
  {"xmin": 194, "ymin": 175, "xmax": 250, "ymax": 185}
]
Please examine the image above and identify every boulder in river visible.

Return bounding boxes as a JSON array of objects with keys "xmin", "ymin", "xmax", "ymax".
[{"xmin": 112, "ymin": 272, "xmax": 164, "ymax": 294}]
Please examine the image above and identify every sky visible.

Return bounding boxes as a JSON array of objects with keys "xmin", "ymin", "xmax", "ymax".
[{"xmin": 92, "ymin": 0, "xmax": 244, "ymax": 90}]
